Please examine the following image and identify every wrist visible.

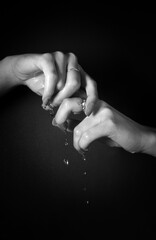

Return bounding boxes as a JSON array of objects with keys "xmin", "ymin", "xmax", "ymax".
[
  {"xmin": 140, "ymin": 126, "xmax": 156, "ymax": 157},
  {"xmin": 0, "ymin": 56, "xmax": 21, "ymax": 92}
]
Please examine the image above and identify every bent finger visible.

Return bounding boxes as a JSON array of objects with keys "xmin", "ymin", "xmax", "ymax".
[
  {"xmin": 53, "ymin": 51, "xmax": 67, "ymax": 91},
  {"xmin": 77, "ymin": 125, "xmax": 105, "ymax": 151},
  {"xmin": 38, "ymin": 53, "xmax": 58, "ymax": 108},
  {"xmin": 80, "ymin": 65, "xmax": 98, "ymax": 116},
  {"xmin": 52, "ymin": 97, "xmax": 83, "ymax": 127},
  {"xmin": 73, "ymin": 114, "xmax": 100, "ymax": 152},
  {"xmin": 52, "ymin": 53, "xmax": 81, "ymax": 106}
]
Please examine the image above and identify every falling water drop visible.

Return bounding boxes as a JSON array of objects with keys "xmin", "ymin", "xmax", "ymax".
[
  {"xmin": 48, "ymin": 104, "xmax": 90, "ymax": 204},
  {"xmin": 63, "ymin": 159, "xmax": 69, "ymax": 165},
  {"xmin": 48, "ymin": 107, "xmax": 69, "ymax": 166},
  {"xmin": 81, "ymin": 152, "xmax": 90, "ymax": 206},
  {"xmin": 81, "ymin": 152, "xmax": 86, "ymax": 161},
  {"xmin": 63, "ymin": 130, "xmax": 69, "ymax": 166}
]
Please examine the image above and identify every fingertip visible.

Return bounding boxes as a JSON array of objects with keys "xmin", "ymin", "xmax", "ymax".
[
  {"xmin": 73, "ymin": 139, "xmax": 80, "ymax": 153},
  {"xmin": 52, "ymin": 118, "xmax": 57, "ymax": 127},
  {"xmin": 41, "ymin": 102, "xmax": 51, "ymax": 111},
  {"xmin": 85, "ymin": 101, "xmax": 95, "ymax": 116},
  {"xmin": 42, "ymin": 94, "xmax": 52, "ymax": 108}
]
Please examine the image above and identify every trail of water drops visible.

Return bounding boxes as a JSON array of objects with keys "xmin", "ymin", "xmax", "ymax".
[
  {"xmin": 63, "ymin": 130, "xmax": 70, "ymax": 166},
  {"xmin": 49, "ymin": 107, "xmax": 90, "ymax": 205},
  {"xmin": 81, "ymin": 152, "xmax": 90, "ymax": 206}
]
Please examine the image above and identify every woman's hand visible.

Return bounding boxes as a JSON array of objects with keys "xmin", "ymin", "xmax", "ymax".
[
  {"xmin": 1, "ymin": 52, "xmax": 98, "ymax": 115},
  {"xmin": 73, "ymin": 100, "xmax": 145, "ymax": 153},
  {"xmin": 53, "ymin": 98, "xmax": 156, "ymax": 156}
]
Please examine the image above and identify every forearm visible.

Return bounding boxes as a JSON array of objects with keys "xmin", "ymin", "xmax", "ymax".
[
  {"xmin": 0, "ymin": 56, "xmax": 20, "ymax": 95},
  {"xmin": 141, "ymin": 126, "xmax": 156, "ymax": 157}
]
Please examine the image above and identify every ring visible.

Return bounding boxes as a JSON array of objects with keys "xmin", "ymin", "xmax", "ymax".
[
  {"xmin": 68, "ymin": 67, "xmax": 80, "ymax": 72},
  {"xmin": 81, "ymin": 99, "xmax": 86, "ymax": 111}
]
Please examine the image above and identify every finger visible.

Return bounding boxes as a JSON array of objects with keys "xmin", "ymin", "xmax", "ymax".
[
  {"xmin": 38, "ymin": 53, "xmax": 58, "ymax": 108},
  {"xmin": 52, "ymin": 98, "xmax": 83, "ymax": 127},
  {"xmin": 80, "ymin": 65, "xmax": 98, "ymax": 116},
  {"xmin": 78, "ymin": 125, "xmax": 106, "ymax": 151},
  {"xmin": 25, "ymin": 72, "xmax": 45, "ymax": 96},
  {"xmin": 53, "ymin": 51, "xmax": 67, "ymax": 91},
  {"xmin": 66, "ymin": 119, "xmax": 81, "ymax": 132},
  {"xmin": 52, "ymin": 53, "xmax": 81, "ymax": 106},
  {"xmin": 73, "ymin": 114, "xmax": 100, "ymax": 151},
  {"xmin": 72, "ymin": 89, "xmax": 86, "ymax": 99}
]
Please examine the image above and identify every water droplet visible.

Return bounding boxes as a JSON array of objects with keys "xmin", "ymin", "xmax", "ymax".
[
  {"xmin": 63, "ymin": 159, "xmax": 69, "ymax": 165},
  {"xmin": 81, "ymin": 152, "xmax": 86, "ymax": 161},
  {"xmin": 83, "ymin": 171, "xmax": 87, "ymax": 175},
  {"xmin": 63, "ymin": 131, "xmax": 69, "ymax": 165},
  {"xmin": 86, "ymin": 200, "xmax": 89, "ymax": 205},
  {"xmin": 83, "ymin": 187, "xmax": 87, "ymax": 191}
]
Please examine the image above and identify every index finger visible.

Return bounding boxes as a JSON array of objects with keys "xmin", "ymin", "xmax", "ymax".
[
  {"xmin": 79, "ymin": 65, "xmax": 98, "ymax": 116},
  {"xmin": 37, "ymin": 53, "xmax": 58, "ymax": 108}
]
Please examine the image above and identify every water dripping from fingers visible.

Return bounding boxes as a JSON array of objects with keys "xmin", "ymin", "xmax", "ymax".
[{"xmin": 80, "ymin": 151, "xmax": 90, "ymax": 206}]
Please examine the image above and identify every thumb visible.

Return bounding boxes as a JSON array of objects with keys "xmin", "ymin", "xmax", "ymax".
[{"xmin": 25, "ymin": 73, "xmax": 45, "ymax": 96}]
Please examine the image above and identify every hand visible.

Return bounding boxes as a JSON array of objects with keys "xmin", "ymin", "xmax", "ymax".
[
  {"xmin": 53, "ymin": 98, "xmax": 156, "ymax": 155},
  {"xmin": 4, "ymin": 52, "xmax": 98, "ymax": 115},
  {"xmin": 73, "ymin": 100, "xmax": 145, "ymax": 153}
]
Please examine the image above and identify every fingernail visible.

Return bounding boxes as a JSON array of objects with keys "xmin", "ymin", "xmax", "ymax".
[
  {"xmin": 51, "ymin": 100, "xmax": 59, "ymax": 108},
  {"xmin": 49, "ymin": 102, "xmax": 55, "ymax": 109},
  {"xmin": 52, "ymin": 118, "xmax": 57, "ymax": 127},
  {"xmin": 42, "ymin": 96, "xmax": 51, "ymax": 107},
  {"xmin": 41, "ymin": 104, "xmax": 50, "ymax": 111},
  {"xmin": 41, "ymin": 104, "xmax": 47, "ymax": 110}
]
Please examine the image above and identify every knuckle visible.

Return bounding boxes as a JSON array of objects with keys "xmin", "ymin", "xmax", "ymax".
[
  {"xmin": 106, "ymin": 119, "xmax": 115, "ymax": 132},
  {"xmin": 100, "ymin": 107, "xmax": 116, "ymax": 134},
  {"xmin": 62, "ymin": 98, "xmax": 70, "ymax": 109},
  {"xmin": 82, "ymin": 132, "xmax": 90, "ymax": 141},
  {"xmin": 48, "ymin": 69, "xmax": 57, "ymax": 82},
  {"xmin": 68, "ymin": 52, "xmax": 77, "ymax": 61},
  {"xmin": 104, "ymin": 119, "xmax": 116, "ymax": 136},
  {"xmin": 101, "ymin": 107, "xmax": 114, "ymax": 120},
  {"xmin": 57, "ymin": 80, "xmax": 64, "ymax": 91},
  {"xmin": 74, "ymin": 127, "xmax": 81, "ymax": 137},
  {"xmin": 54, "ymin": 51, "xmax": 64, "ymax": 59},
  {"xmin": 42, "ymin": 53, "xmax": 52, "ymax": 61},
  {"xmin": 70, "ymin": 78, "xmax": 80, "ymax": 89}
]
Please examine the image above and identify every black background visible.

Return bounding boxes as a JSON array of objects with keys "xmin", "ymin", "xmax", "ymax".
[{"xmin": 0, "ymin": 3, "xmax": 156, "ymax": 239}]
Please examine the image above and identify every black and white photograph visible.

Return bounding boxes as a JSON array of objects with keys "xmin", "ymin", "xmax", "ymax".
[{"xmin": 0, "ymin": 3, "xmax": 156, "ymax": 239}]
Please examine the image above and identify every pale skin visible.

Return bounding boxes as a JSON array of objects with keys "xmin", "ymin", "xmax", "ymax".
[
  {"xmin": 0, "ymin": 52, "xmax": 98, "ymax": 115},
  {"xmin": 53, "ymin": 91, "xmax": 156, "ymax": 157},
  {"xmin": 1, "ymin": 52, "xmax": 156, "ymax": 157}
]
